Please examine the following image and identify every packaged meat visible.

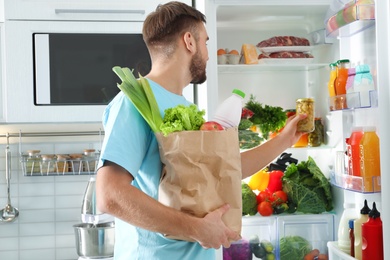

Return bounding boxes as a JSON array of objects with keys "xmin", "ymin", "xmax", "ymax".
[
  {"xmin": 258, "ymin": 52, "xmax": 314, "ymax": 59},
  {"xmin": 257, "ymin": 36, "xmax": 310, "ymax": 48}
]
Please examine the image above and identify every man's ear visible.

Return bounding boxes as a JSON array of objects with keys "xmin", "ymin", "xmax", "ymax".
[{"xmin": 183, "ymin": 32, "xmax": 196, "ymax": 54}]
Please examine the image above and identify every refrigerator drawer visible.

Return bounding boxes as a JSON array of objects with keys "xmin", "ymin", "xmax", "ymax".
[{"xmin": 277, "ymin": 214, "xmax": 335, "ymax": 260}]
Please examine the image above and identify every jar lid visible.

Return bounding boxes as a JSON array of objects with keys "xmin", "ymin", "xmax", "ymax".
[
  {"xmin": 296, "ymin": 98, "xmax": 314, "ymax": 103},
  {"xmin": 69, "ymin": 153, "xmax": 83, "ymax": 159},
  {"xmin": 27, "ymin": 150, "xmax": 41, "ymax": 155},
  {"xmin": 56, "ymin": 154, "xmax": 70, "ymax": 160},
  {"xmin": 41, "ymin": 154, "xmax": 55, "ymax": 160},
  {"xmin": 83, "ymin": 149, "xmax": 96, "ymax": 153},
  {"xmin": 337, "ymin": 59, "xmax": 350, "ymax": 64}
]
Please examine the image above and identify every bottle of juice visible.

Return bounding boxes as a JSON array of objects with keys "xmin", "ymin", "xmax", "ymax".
[
  {"xmin": 347, "ymin": 127, "xmax": 364, "ymax": 176},
  {"xmin": 359, "ymin": 127, "xmax": 380, "ymax": 192},
  {"xmin": 328, "ymin": 62, "xmax": 337, "ymax": 110},
  {"xmin": 334, "ymin": 59, "xmax": 350, "ymax": 109}
]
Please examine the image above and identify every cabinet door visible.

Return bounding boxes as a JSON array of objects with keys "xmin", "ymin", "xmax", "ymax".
[{"xmin": 4, "ymin": 0, "xmax": 192, "ymax": 21}]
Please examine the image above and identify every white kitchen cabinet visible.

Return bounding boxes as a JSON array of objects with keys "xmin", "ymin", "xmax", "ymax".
[{"xmin": 4, "ymin": 0, "xmax": 191, "ymax": 21}]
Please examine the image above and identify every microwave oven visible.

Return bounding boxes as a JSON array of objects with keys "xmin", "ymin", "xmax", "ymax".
[{"xmin": 3, "ymin": 19, "xmax": 195, "ymax": 123}]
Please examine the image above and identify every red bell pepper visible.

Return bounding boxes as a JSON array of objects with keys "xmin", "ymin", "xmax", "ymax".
[{"xmin": 267, "ymin": 170, "xmax": 284, "ymax": 192}]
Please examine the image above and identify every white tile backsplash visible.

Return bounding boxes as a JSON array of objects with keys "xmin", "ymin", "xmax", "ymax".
[{"xmin": 0, "ymin": 139, "xmax": 101, "ymax": 259}]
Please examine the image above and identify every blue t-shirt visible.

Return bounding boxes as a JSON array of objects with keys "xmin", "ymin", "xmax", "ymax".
[{"xmin": 98, "ymin": 79, "xmax": 215, "ymax": 260}]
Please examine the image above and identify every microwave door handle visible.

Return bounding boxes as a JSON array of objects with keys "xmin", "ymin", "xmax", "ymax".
[{"xmin": 55, "ymin": 9, "xmax": 146, "ymax": 15}]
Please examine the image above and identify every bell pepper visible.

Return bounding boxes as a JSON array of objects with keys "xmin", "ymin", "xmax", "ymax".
[
  {"xmin": 267, "ymin": 170, "xmax": 284, "ymax": 192},
  {"xmin": 248, "ymin": 169, "xmax": 269, "ymax": 191}
]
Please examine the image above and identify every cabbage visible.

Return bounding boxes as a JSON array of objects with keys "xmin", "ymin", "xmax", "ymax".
[
  {"xmin": 279, "ymin": 236, "xmax": 312, "ymax": 260},
  {"xmin": 282, "ymin": 156, "xmax": 333, "ymax": 214},
  {"xmin": 223, "ymin": 239, "xmax": 252, "ymax": 260}
]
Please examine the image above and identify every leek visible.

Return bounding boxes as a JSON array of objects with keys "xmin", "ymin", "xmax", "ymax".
[{"xmin": 112, "ymin": 66, "xmax": 163, "ymax": 133}]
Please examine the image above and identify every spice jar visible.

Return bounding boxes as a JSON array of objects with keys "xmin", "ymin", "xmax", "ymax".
[
  {"xmin": 26, "ymin": 150, "xmax": 42, "ymax": 175},
  {"xmin": 83, "ymin": 149, "xmax": 97, "ymax": 173},
  {"xmin": 69, "ymin": 154, "xmax": 83, "ymax": 174},
  {"xmin": 41, "ymin": 154, "xmax": 56, "ymax": 175},
  {"xmin": 56, "ymin": 154, "xmax": 70, "ymax": 174},
  {"xmin": 308, "ymin": 118, "xmax": 324, "ymax": 147},
  {"xmin": 296, "ymin": 98, "xmax": 315, "ymax": 132}
]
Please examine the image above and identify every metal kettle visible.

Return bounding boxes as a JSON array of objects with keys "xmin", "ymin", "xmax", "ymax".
[{"xmin": 81, "ymin": 176, "xmax": 114, "ymax": 224}]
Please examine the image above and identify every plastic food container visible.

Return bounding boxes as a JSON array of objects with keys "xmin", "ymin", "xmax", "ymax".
[{"xmin": 296, "ymin": 98, "xmax": 315, "ymax": 133}]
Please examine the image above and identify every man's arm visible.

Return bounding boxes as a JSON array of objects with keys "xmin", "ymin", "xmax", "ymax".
[
  {"xmin": 96, "ymin": 161, "xmax": 241, "ymax": 249},
  {"xmin": 240, "ymin": 114, "xmax": 305, "ymax": 179}
]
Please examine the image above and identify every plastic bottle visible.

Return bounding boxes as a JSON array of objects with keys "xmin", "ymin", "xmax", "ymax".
[
  {"xmin": 349, "ymin": 219, "xmax": 355, "ymax": 257},
  {"xmin": 354, "ymin": 64, "xmax": 375, "ymax": 107},
  {"xmin": 354, "ymin": 199, "xmax": 371, "ymax": 260},
  {"xmin": 359, "ymin": 127, "xmax": 380, "ymax": 192},
  {"xmin": 334, "ymin": 59, "xmax": 350, "ymax": 109},
  {"xmin": 338, "ymin": 202, "xmax": 359, "ymax": 254},
  {"xmin": 327, "ymin": 62, "xmax": 337, "ymax": 98},
  {"xmin": 362, "ymin": 202, "xmax": 383, "ymax": 260},
  {"xmin": 347, "ymin": 127, "xmax": 364, "ymax": 176},
  {"xmin": 213, "ymin": 89, "xmax": 245, "ymax": 128}
]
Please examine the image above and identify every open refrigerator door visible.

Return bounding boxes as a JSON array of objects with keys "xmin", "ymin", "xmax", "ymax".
[{"xmin": 198, "ymin": 0, "xmax": 389, "ymax": 259}]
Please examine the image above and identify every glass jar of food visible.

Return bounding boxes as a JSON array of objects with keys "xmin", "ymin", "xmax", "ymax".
[
  {"xmin": 41, "ymin": 154, "xmax": 56, "ymax": 175},
  {"xmin": 56, "ymin": 154, "xmax": 70, "ymax": 174},
  {"xmin": 82, "ymin": 149, "xmax": 97, "ymax": 173},
  {"xmin": 308, "ymin": 118, "xmax": 325, "ymax": 147},
  {"xmin": 296, "ymin": 98, "xmax": 315, "ymax": 133},
  {"xmin": 69, "ymin": 154, "xmax": 83, "ymax": 174},
  {"xmin": 26, "ymin": 150, "xmax": 42, "ymax": 175}
]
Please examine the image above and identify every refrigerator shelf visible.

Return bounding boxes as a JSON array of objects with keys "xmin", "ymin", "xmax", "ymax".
[
  {"xmin": 330, "ymin": 171, "xmax": 381, "ymax": 193},
  {"xmin": 325, "ymin": 0, "xmax": 375, "ymax": 37},
  {"xmin": 218, "ymin": 63, "xmax": 328, "ymax": 73}
]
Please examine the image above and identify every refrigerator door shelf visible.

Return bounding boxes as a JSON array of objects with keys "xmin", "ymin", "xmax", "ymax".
[
  {"xmin": 327, "ymin": 241, "xmax": 356, "ymax": 260},
  {"xmin": 326, "ymin": 0, "xmax": 375, "ymax": 37}
]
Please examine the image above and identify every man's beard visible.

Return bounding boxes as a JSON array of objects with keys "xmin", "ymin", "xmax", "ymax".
[{"xmin": 189, "ymin": 50, "xmax": 207, "ymax": 84}]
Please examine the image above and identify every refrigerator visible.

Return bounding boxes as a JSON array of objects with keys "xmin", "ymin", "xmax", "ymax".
[{"xmin": 195, "ymin": 0, "xmax": 389, "ymax": 259}]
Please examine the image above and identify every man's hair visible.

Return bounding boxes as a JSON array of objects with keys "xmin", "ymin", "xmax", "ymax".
[{"xmin": 143, "ymin": 1, "xmax": 206, "ymax": 55}]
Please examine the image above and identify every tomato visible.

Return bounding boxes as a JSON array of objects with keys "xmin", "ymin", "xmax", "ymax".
[
  {"xmin": 258, "ymin": 201, "xmax": 273, "ymax": 216},
  {"xmin": 256, "ymin": 190, "xmax": 273, "ymax": 204},
  {"xmin": 272, "ymin": 190, "xmax": 288, "ymax": 205}
]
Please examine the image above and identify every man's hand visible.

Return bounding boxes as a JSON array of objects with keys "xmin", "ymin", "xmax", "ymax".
[{"xmin": 193, "ymin": 204, "xmax": 241, "ymax": 249}]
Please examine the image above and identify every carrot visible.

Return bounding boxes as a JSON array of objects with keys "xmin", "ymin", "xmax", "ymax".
[{"xmin": 303, "ymin": 249, "xmax": 320, "ymax": 260}]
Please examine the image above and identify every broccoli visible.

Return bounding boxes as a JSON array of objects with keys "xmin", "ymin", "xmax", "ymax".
[
  {"xmin": 242, "ymin": 183, "xmax": 258, "ymax": 216},
  {"xmin": 238, "ymin": 119, "xmax": 253, "ymax": 130}
]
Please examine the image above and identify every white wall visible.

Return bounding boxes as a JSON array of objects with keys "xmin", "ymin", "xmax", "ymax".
[{"xmin": 0, "ymin": 137, "xmax": 101, "ymax": 260}]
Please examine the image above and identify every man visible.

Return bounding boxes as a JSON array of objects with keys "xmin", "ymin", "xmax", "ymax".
[{"xmin": 96, "ymin": 2, "xmax": 305, "ymax": 259}]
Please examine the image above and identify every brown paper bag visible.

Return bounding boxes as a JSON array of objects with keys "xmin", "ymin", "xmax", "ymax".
[{"xmin": 155, "ymin": 127, "xmax": 242, "ymax": 241}]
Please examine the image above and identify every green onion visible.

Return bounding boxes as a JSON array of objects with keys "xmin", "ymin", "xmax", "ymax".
[{"xmin": 112, "ymin": 66, "xmax": 163, "ymax": 133}]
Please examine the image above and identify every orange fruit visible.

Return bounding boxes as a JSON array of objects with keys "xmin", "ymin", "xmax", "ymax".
[
  {"xmin": 217, "ymin": 49, "xmax": 226, "ymax": 55},
  {"xmin": 229, "ymin": 49, "xmax": 239, "ymax": 55}
]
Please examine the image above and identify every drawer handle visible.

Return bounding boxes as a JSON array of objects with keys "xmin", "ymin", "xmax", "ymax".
[{"xmin": 55, "ymin": 9, "xmax": 146, "ymax": 15}]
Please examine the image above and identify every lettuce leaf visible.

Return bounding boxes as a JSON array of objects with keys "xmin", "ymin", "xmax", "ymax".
[{"xmin": 282, "ymin": 156, "xmax": 333, "ymax": 214}]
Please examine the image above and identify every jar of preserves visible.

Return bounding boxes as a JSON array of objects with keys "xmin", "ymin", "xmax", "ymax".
[
  {"xmin": 41, "ymin": 154, "xmax": 56, "ymax": 175},
  {"xmin": 296, "ymin": 98, "xmax": 315, "ymax": 133},
  {"xmin": 308, "ymin": 118, "xmax": 325, "ymax": 147},
  {"xmin": 56, "ymin": 154, "xmax": 70, "ymax": 174},
  {"xmin": 82, "ymin": 149, "xmax": 97, "ymax": 173},
  {"xmin": 26, "ymin": 150, "xmax": 42, "ymax": 175}
]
